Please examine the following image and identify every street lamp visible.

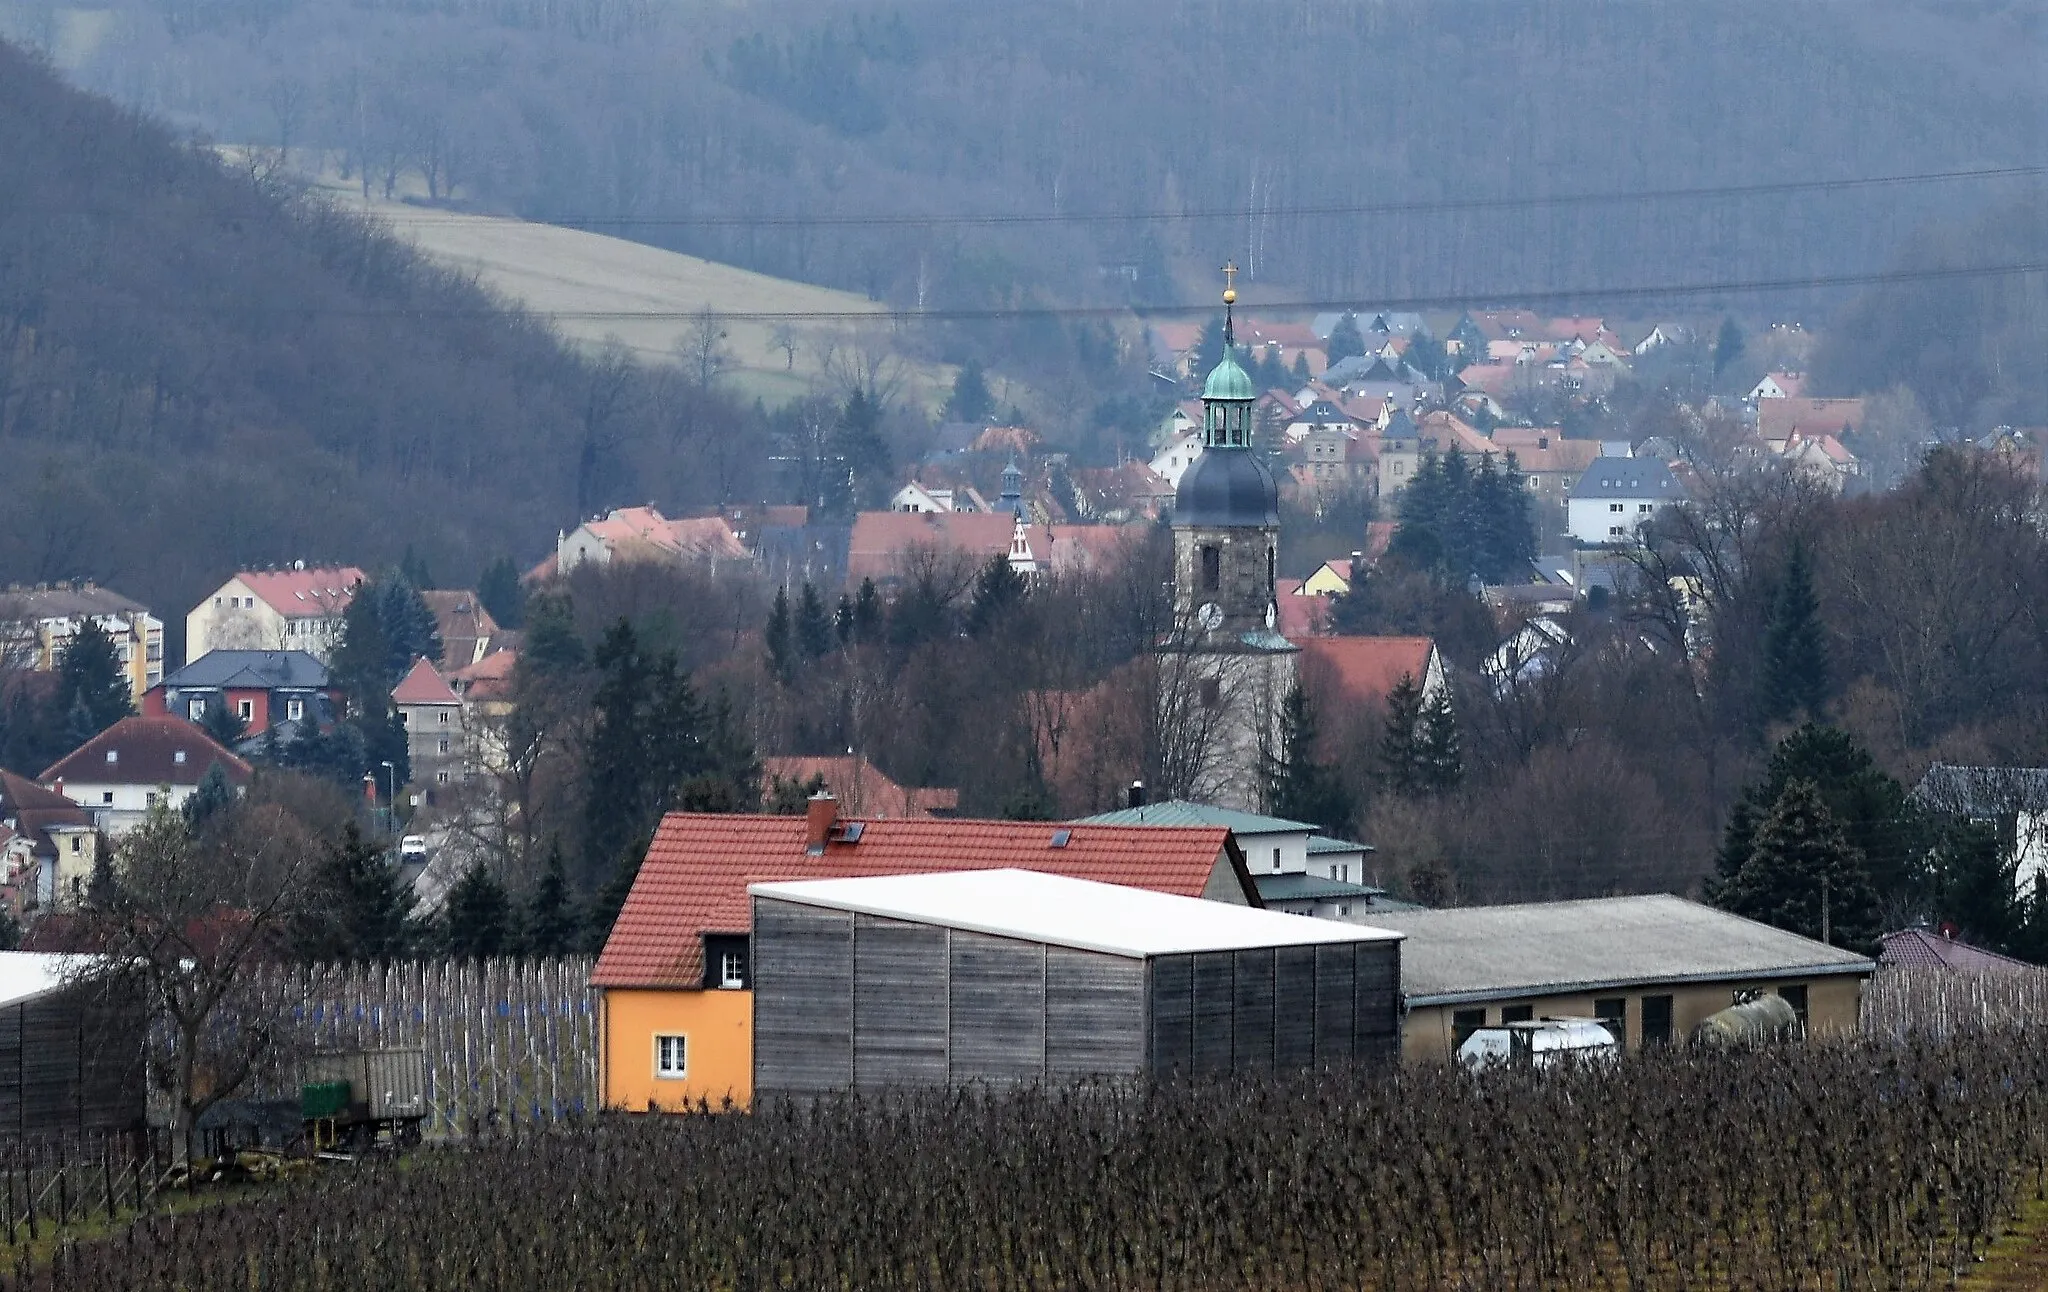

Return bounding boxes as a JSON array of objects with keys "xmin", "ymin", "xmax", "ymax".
[{"xmin": 380, "ymin": 760, "xmax": 396, "ymax": 818}]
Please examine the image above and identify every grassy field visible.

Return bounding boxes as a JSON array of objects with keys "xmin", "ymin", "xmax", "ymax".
[{"xmin": 277, "ymin": 157, "xmax": 954, "ymax": 411}]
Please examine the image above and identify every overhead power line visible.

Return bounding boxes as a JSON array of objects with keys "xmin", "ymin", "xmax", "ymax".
[
  {"xmin": 348, "ymin": 163, "xmax": 2046, "ymax": 232},
  {"xmin": 333, "ymin": 259, "xmax": 2048, "ymax": 324}
]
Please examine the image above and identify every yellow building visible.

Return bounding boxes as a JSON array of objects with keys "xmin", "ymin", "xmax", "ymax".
[
  {"xmin": 590, "ymin": 799, "xmax": 1256, "ymax": 1112},
  {"xmin": 1361, "ymin": 894, "xmax": 1875, "ymax": 1062},
  {"xmin": 0, "ymin": 583, "xmax": 163, "ymax": 704},
  {"xmin": 1299, "ymin": 560, "xmax": 1353, "ymax": 597}
]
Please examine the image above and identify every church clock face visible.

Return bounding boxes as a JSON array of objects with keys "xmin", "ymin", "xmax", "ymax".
[{"xmin": 1197, "ymin": 601, "xmax": 1224, "ymax": 631}]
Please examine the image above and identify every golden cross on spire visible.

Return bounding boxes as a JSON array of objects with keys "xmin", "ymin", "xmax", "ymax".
[{"xmin": 1221, "ymin": 260, "xmax": 1239, "ymax": 305}]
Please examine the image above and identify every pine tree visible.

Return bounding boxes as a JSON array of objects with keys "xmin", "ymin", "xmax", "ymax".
[
  {"xmin": 1713, "ymin": 316, "xmax": 1745, "ymax": 377},
  {"xmin": 1719, "ymin": 778, "xmax": 1879, "ymax": 949},
  {"xmin": 56, "ymin": 618, "xmax": 133, "ymax": 736},
  {"xmin": 181, "ymin": 763, "xmax": 237, "ymax": 829},
  {"xmin": 1265, "ymin": 684, "xmax": 1353, "ymax": 836},
  {"xmin": 944, "ymin": 359, "xmax": 994, "ymax": 424},
  {"xmin": 377, "ymin": 578, "xmax": 443, "ymax": 675},
  {"xmin": 966, "ymin": 554, "xmax": 1026, "ymax": 636},
  {"xmin": 521, "ymin": 592, "xmax": 585, "ymax": 677},
  {"xmin": 765, "ymin": 772, "xmax": 828, "ymax": 814},
  {"xmin": 522, "ymin": 841, "xmax": 581, "ymax": 957},
  {"xmin": 199, "ymin": 701, "xmax": 247, "ymax": 748},
  {"xmin": 477, "ymin": 557, "xmax": 525, "ymax": 629},
  {"xmin": 399, "ymin": 545, "xmax": 434, "ymax": 590},
  {"xmin": 1415, "ymin": 691, "xmax": 1462, "ymax": 794},
  {"xmin": 1377, "ymin": 673, "xmax": 1424, "ymax": 797},
  {"xmin": 583, "ymin": 620, "xmax": 653, "ymax": 887},
  {"xmin": 833, "ymin": 594, "xmax": 856, "ymax": 644},
  {"xmin": 1291, "ymin": 352, "xmax": 1310, "ymax": 382},
  {"xmin": 1715, "ymin": 723, "xmax": 1913, "ymax": 902},
  {"xmin": 794, "ymin": 582, "xmax": 833, "ymax": 658},
  {"xmin": 1760, "ymin": 543, "xmax": 1829, "ymax": 726},
  {"xmin": 298, "ymin": 824, "xmax": 416, "ymax": 960},
  {"xmin": 832, "ymin": 389, "xmax": 891, "ymax": 509},
  {"xmin": 764, "ymin": 586, "xmax": 795, "ymax": 682},
  {"xmin": 852, "ymin": 578, "xmax": 883, "ymax": 642},
  {"xmin": 441, "ymin": 861, "xmax": 512, "ymax": 958},
  {"xmin": 1326, "ymin": 312, "xmax": 1367, "ymax": 365},
  {"xmin": 331, "ymin": 589, "xmax": 392, "ymax": 715}
]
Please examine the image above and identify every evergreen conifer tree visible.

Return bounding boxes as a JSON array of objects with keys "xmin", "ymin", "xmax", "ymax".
[
  {"xmin": 966, "ymin": 554, "xmax": 1026, "ymax": 636},
  {"xmin": 1326, "ymin": 312, "xmax": 1367, "ymax": 365},
  {"xmin": 331, "ymin": 590, "xmax": 392, "ymax": 715},
  {"xmin": 833, "ymin": 594, "xmax": 856, "ymax": 643},
  {"xmin": 522, "ymin": 841, "xmax": 580, "ymax": 957},
  {"xmin": 1415, "ymin": 691, "xmax": 1463, "ymax": 794},
  {"xmin": 944, "ymin": 359, "xmax": 994, "ymax": 424},
  {"xmin": 377, "ymin": 578, "xmax": 443, "ymax": 674},
  {"xmin": 1713, "ymin": 723, "xmax": 1913, "ymax": 903},
  {"xmin": 795, "ymin": 582, "xmax": 833, "ymax": 658},
  {"xmin": 399, "ymin": 545, "xmax": 434, "ymax": 590},
  {"xmin": 832, "ymin": 390, "xmax": 891, "ymax": 508},
  {"xmin": 476, "ymin": 556, "xmax": 525, "ymax": 628},
  {"xmin": 199, "ymin": 701, "xmax": 247, "ymax": 748},
  {"xmin": 1760, "ymin": 543, "xmax": 1830, "ymax": 726},
  {"xmin": 181, "ymin": 763, "xmax": 237, "ymax": 829},
  {"xmin": 1265, "ymin": 684, "xmax": 1353, "ymax": 836},
  {"xmin": 441, "ymin": 861, "xmax": 512, "ymax": 959},
  {"xmin": 1291, "ymin": 352, "xmax": 1310, "ymax": 382},
  {"xmin": 1719, "ymin": 778, "xmax": 1879, "ymax": 949},
  {"xmin": 521, "ymin": 592, "xmax": 585, "ymax": 677},
  {"xmin": 1713, "ymin": 316, "xmax": 1745, "ymax": 377},
  {"xmin": 55, "ymin": 618, "xmax": 133, "ymax": 736},
  {"xmin": 852, "ymin": 579, "xmax": 883, "ymax": 642},
  {"xmin": 583, "ymin": 621, "xmax": 653, "ymax": 886},
  {"xmin": 764, "ymin": 586, "xmax": 795, "ymax": 682},
  {"xmin": 298, "ymin": 824, "xmax": 416, "ymax": 960},
  {"xmin": 1377, "ymin": 673, "xmax": 1424, "ymax": 797}
]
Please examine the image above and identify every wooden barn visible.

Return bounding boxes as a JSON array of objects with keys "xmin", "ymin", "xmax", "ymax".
[
  {"xmin": 749, "ymin": 869, "xmax": 1404, "ymax": 1098},
  {"xmin": 0, "ymin": 953, "xmax": 145, "ymax": 1135}
]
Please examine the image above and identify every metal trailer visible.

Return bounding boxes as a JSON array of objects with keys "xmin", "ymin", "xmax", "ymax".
[{"xmin": 302, "ymin": 1047, "xmax": 427, "ymax": 1151}]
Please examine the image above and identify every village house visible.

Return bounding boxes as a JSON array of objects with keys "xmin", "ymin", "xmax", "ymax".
[
  {"xmin": 0, "ymin": 771, "xmax": 99, "ymax": 913},
  {"xmin": 747, "ymin": 869, "xmax": 1402, "ymax": 1100},
  {"xmin": 1376, "ymin": 411, "xmax": 1494, "ymax": 499},
  {"xmin": 145, "ymin": 650, "xmax": 340, "ymax": 737},
  {"xmin": 420, "ymin": 591, "xmax": 500, "ymax": 669},
  {"xmin": 760, "ymin": 754, "xmax": 958, "ymax": 818},
  {"xmin": 184, "ymin": 565, "xmax": 364, "ymax": 665},
  {"xmin": 1488, "ymin": 429, "xmax": 1601, "ymax": 538},
  {"xmin": 546, "ymin": 506, "xmax": 749, "ymax": 578},
  {"xmin": 0, "ymin": 583, "xmax": 164, "ymax": 704},
  {"xmin": 1148, "ymin": 428, "xmax": 1204, "ymax": 489},
  {"xmin": 40, "ymin": 716, "xmax": 250, "ymax": 837},
  {"xmin": 1362, "ymin": 895, "xmax": 1874, "ymax": 1062},
  {"xmin": 1294, "ymin": 635, "xmax": 1448, "ymax": 713},
  {"xmin": 1749, "ymin": 371, "xmax": 1808, "ymax": 401},
  {"xmin": 843, "ymin": 511, "xmax": 1128, "ymax": 588},
  {"xmin": 887, "ymin": 480, "xmax": 992, "ymax": 515},
  {"xmin": 1566, "ymin": 456, "xmax": 1685, "ymax": 546},
  {"xmin": 1757, "ymin": 397, "xmax": 1864, "ymax": 453},
  {"xmin": 1066, "ymin": 462, "xmax": 1174, "ymax": 524},
  {"xmin": 392, "ymin": 658, "xmax": 465, "ymax": 802},
  {"xmin": 589, "ymin": 799, "xmax": 1260, "ymax": 1110}
]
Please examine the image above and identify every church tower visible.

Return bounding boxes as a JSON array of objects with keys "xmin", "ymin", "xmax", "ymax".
[{"xmin": 1173, "ymin": 264, "xmax": 1288, "ymax": 651}]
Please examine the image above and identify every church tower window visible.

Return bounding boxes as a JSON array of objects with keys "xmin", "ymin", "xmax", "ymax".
[{"xmin": 1201, "ymin": 546, "xmax": 1221, "ymax": 592}]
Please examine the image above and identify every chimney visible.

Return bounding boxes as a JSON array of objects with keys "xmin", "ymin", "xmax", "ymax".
[
  {"xmin": 1127, "ymin": 780, "xmax": 1147, "ymax": 809},
  {"xmin": 805, "ymin": 793, "xmax": 839, "ymax": 853}
]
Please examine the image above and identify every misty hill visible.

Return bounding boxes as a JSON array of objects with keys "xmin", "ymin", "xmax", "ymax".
[
  {"xmin": 0, "ymin": 39, "xmax": 718, "ymax": 630},
  {"xmin": 18, "ymin": 0, "xmax": 2047, "ymax": 317}
]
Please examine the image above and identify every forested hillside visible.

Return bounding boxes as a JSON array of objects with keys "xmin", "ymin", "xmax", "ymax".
[
  {"xmin": 14, "ymin": 0, "xmax": 2045, "ymax": 318},
  {"xmin": 0, "ymin": 40, "xmax": 728, "ymax": 629}
]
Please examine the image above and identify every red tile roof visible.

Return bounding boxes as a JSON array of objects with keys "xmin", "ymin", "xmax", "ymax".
[
  {"xmin": 448, "ymin": 649, "xmax": 517, "ymax": 702},
  {"xmin": 391, "ymin": 657, "xmax": 461, "ymax": 706},
  {"xmin": 235, "ymin": 567, "xmax": 366, "ymax": 618},
  {"xmin": 591, "ymin": 813, "xmax": 1244, "ymax": 988},
  {"xmin": 760, "ymin": 755, "xmax": 957, "ymax": 818},
  {"xmin": 1274, "ymin": 582, "xmax": 1329, "ymax": 639},
  {"xmin": 845, "ymin": 512, "xmax": 1132, "ymax": 584},
  {"xmin": 420, "ymin": 591, "xmax": 499, "ymax": 668},
  {"xmin": 1879, "ymin": 928, "xmax": 2032, "ymax": 972},
  {"xmin": 1758, "ymin": 397, "xmax": 1864, "ymax": 444},
  {"xmin": 1295, "ymin": 636, "xmax": 1436, "ymax": 709},
  {"xmin": 40, "ymin": 716, "xmax": 252, "ymax": 789}
]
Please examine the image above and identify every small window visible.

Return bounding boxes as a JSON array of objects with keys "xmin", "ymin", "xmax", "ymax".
[
  {"xmin": 188, "ymin": 699, "xmax": 206, "ymax": 720},
  {"xmin": 1272, "ymin": 847, "xmax": 1281, "ymax": 872},
  {"xmin": 69, "ymin": 837, "xmax": 81, "ymax": 854},
  {"xmin": 1594, "ymin": 997, "xmax": 1628, "ymax": 1048},
  {"xmin": 1640, "ymin": 504, "xmax": 1654, "ymax": 514},
  {"xmin": 436, "ymin": 771, "xmax": 450, "ymax": 784},
  {"xmin": 1200, "ymin": 545, "xmax": 1221, "ymax": 592},
  {"xmin": 145, "ymin": 792, "xmax": 159, "ymax": 808},
  {"xmin": 399, "ymin": 711, "xmax": 409, "ymax": 725},
  {"xmin": 237, "ymin": 699, "xmax": 254, "ymax": 721},
  {"xmin": 438, "ymin": 711, "xmax": 451, "ymax": 725},
  {"xmin": 1641, "ymin": 994, "xmax": 1674, "ymax": 1045},
  {"xmin": 720, "ymin": 952, "xmax": 746, "ymax": 989},
  {"xmin": 654, "ymin": 1034, "xmax": 687, "ymax": 1079},
  {"xmin": 101, "ymin": 792, "xmax": 113, "ymax": 805},
  {"xmin": 1609, "ymin": 502, "xmax": 1623, "ymax": 513},
  {"xmin": 105, "ymin": 750, "xmax": 118, "ymax": 765},
  {"xmin": 438, "ymin": 738, "xmax": 451, "ymax": 755},
  {"xmin": 287, "ymin": 699, "xmax": 304, "ymax": 722},
  {"xmin": 1499, "ymin": 1004, "xmax": 1534, "ymax": 1024},
  {"xmin": 173, "ymin": 751, "xmax": 186, "ymax": 765},
  {"xmin": 1451, "ymin": 1008, "xmax": 1486, "ymax": 1050}
]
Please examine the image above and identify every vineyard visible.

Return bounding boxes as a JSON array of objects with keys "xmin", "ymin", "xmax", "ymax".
[{"xmin": 14, "ymin": 1027, "xmax": 2048, "ymax": 1291}]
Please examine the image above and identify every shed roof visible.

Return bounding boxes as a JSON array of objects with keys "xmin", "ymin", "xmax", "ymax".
[
  {"xmin": 751, "ymin": 869, "xmax": 1401, "ymax": 959},
  {"xmin": 1361, "ymin": 894, "xmax": 1872, "ymax": 1005},
  {"xmin": 592, "ymin": 813, "xmax": 1251, "ymax": 988}
]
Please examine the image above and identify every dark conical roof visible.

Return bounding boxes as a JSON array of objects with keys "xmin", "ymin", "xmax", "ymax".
[{"xmin": 1174, "ymin": 449, "xmax": 1279, "ymax": 528}]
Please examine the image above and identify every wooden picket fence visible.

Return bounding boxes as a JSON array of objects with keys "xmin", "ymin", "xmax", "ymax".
[
  {"xmin": 1861, "ymin": 964, "xmax": 2048, "ymax": 1038},
  {"xmin": 238, "ymin": 958, "xmax": 601, "ymax": 1139},
  {"xmin": 0, "ymin": 1129, "xmax": 170, "ymax": 1245}
]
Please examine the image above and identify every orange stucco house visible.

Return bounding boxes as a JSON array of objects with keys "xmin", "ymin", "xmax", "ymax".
[{"xmin": 589, "ymin": 796, "xmax": 1258, "ymax": 1111}]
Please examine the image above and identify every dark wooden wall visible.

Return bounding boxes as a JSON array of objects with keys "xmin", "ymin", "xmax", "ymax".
[
  {"xmin": 1148, "ymin": 941, "xmax": 1400, "ymax": 1079},
  {"xmin": 0, "ymin": 985, "xmax": 145, "ymax": 1136},
  {"xmin": 753, "ymin": 900, "xmax": 1148, "ymax": 1098}
]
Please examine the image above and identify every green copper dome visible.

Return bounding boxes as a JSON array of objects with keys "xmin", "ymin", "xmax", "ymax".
[{"xmin": 1202, "ymin": 349, "xmax": 1256, "ymax": 401}]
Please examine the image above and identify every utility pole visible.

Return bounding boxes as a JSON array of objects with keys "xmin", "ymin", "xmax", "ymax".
[{"xmin": 1822, "ymin": 876, "xmax": 1831, "ymax": 946}]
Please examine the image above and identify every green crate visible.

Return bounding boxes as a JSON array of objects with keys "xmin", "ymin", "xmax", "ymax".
[{"xmin": 301, "ymin": 1080, "xmax": 351, "ymax": 1119}]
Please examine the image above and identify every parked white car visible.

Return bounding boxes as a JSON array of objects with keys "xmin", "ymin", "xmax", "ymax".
[
  {"xmin": 399, "ymin": 835, "xmax": 430, "ymax": 863},
  {"xmin": 1458, "ymin": 1018, "xmax": 1619, "ymax": 1072}
]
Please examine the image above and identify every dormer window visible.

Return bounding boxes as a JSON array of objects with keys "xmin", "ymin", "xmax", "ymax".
[
  {"xmin": 105, "ymin": 750, "xmax": 117, "ymax": 765},
  {"xmin": 174, "ymin": 751, "xmax": 186, "ymax": 765}
]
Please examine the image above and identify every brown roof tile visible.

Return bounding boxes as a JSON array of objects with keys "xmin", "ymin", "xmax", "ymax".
[{"xmin": 40, "ymin": 717, "xmax": 251, "ymax": 788}]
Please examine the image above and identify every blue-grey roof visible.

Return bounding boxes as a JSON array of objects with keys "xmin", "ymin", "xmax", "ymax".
[
  {"xmin": 1075, "ymin": 800, "xmax": 1320, "ymax": 837},
  {"xmin": 1568, "ymin": 458, "xmax": 1684, "ymax": 501},
  {"xmin": 163, "ymin": 650, "xmax": 330, "ymax": 690},
  {"xmin": 1308, "ymin": 834, "xmax": 1376, "ymax": 856},
  {"xmin": 1254, "ymin": 873, "xmax": 1383, "ymax": 902}
]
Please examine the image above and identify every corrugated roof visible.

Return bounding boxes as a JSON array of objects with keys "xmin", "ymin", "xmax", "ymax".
[
  {"xmin": 1252, "ymin": 873, "xmax": 1384, "ymax": 902},
  {"xmin": 1074, "ymin": 800, "xmax": 1320, "ymax": 837},
  {"xmin": 41, "ymin": 717, "xmax": 252, "ymax": 789},
  {"xmin": 592, "ymin": 813, "xmax": 1250, "ymax": 989},
  {"xmin": 752, "ymin": 869, "xmax": 1400, "ymax": 959},
  {"xmin": 1362, "ymin": 895, "xmax": 1873, "ymax": 1004}
]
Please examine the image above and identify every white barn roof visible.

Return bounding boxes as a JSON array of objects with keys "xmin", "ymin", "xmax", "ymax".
[{"xmin": 750, "ymin": 869, "xmax": 1403, "ymax": 960}]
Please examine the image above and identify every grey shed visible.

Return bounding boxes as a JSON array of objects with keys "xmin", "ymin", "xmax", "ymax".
[{"xmin": 750, "ymin": 869, "xmax": 1403, "ymax": 1098}]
